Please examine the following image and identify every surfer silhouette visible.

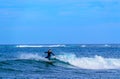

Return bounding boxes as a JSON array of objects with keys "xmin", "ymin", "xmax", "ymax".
[{"xmin": 44, "ymin": 49, "xmax": 55, "ymax": 60}]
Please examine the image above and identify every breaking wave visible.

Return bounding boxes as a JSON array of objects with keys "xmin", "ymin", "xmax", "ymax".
[
  {"xmin": 57, "ymin": 54, "xmax": 120, "ymax": 69},
  {"xmin": 18, "ymin": 53, "xmax": 120, "ymax": 70}
]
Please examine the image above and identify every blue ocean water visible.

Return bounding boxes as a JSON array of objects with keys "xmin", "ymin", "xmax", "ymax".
[{"xmin": 0, "ymin": 44, "xmax": 120, "ymax": 79}]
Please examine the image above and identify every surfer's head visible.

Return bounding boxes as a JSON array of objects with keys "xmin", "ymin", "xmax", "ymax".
[{"xmin": 48, "ymin": 49, "xmax": 52, "ymax": 52}]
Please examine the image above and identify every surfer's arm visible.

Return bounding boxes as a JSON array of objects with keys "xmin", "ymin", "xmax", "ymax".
[
  {"xmin": 51, "ymin": 52, "xmax": 55, "ymax": 56},
  {"xmin": 44, "ymin": 52, "xmax": 48, "ymax": 53},
  {"xmin": 52, "ymin": 52, "xmax": 56, "ymax": 59}
]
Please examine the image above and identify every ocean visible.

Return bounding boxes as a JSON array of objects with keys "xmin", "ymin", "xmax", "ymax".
[{"xmin": 0, "ymin": 44, "xmax": 120, "ymax": 79}]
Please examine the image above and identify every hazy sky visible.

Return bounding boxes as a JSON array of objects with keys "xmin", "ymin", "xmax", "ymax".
[{"xmin": 0, "ymin": 0, "xmax": 120, "ymax": 44}]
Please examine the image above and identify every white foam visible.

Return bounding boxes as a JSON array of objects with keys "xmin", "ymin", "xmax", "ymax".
[
  {"xmin": 16, "ymin": 45, "xmax": 66, "ymax": 48},
  {"xmin": 57, "ymin": 54, "xmax": 120, "ymax": 69},
  {"xmin": 81, "ymin": 45, "xmax": 86, "ymax": 47},
  {"xmin": 19, "ymin": 53, "xmax": 42, "ymax": 60},
  {"xmin": 104, "ymin": 44, "xmax": 111, "ymax": 47}
]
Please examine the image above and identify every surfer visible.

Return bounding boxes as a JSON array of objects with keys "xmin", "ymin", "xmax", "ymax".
[{"xmin": 44, "ymin": 49, "xmax": 55, "ymax": 60}]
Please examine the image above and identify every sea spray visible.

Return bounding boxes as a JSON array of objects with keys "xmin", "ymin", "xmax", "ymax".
[{"xmin": 19, "ymin": 53, "xmax": 42, "ymax": 60}]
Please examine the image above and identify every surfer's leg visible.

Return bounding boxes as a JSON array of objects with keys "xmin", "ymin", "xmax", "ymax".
[
  {"xmin": 45, "ymin": 56, "xmax": 48, "ymax": 58},
  {"xmin": 45, "ymin": 56, "xmax": 50, "ymax": 60},
  {"xmin": 48, "ymin": 56, "xmax": 50, "ymax": 60}
]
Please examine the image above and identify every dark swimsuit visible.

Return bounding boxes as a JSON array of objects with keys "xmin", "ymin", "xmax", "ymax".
[
  {"xmin": 45, "ymin": 52, "xmax": 52, "ymax": 60},
  {"xmin": 45, "ymin": 51, "xmax": 55, "ymax": 60}
]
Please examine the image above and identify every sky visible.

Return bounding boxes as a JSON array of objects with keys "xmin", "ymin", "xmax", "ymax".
[{"xmin": 0, "ymin": 0, "xmax": 120, "ymax": 44}]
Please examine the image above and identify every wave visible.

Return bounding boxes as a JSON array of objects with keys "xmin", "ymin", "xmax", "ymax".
[
  {"xmin": 57, "ymin": 54, "xmax": 120, "ymax": 69},
  {"xmin": 0, "ymin": 67, "xmax": 22, "ymax": 72},
  {"xmin": 18, "ymin": 53, "xmax": 74, "ymax": 68},
  {"xmin": 18, "ymin": 53, "xmax": 120, "ymax": 70},
  {"xmin": 16, "ymin": 45, "xmax": 66, "ymax": 48}
]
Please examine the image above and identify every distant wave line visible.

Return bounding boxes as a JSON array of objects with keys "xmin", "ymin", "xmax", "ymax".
[{"xmin": 16, "ymin": 45, "xmax": 66, "ymax": 48}]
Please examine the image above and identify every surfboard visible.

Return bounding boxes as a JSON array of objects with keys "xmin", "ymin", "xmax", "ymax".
[
  {"xmin": 42, "ymin": 58, "xmax": 54, "ymax": 64},
  {"xmin": 46, "ymin": 60, "xmax": 53, "ymax": 64}
]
